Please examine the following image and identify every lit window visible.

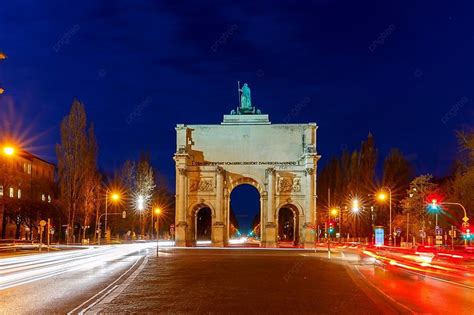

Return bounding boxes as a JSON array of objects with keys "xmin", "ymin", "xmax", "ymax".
[
  {"xmin": 41, "ymin": 194, "xmax": 45, "ymax": 202},
  {"xmin": 27, "ymin": 163, "xmax": 32, "ymax": 174},
  {"xmin": 9, "ymin": 188, "xmax": 14, "ymax": 198},
  {"xmin": 18, "ymin": 189, "xmax": 21, "ymax": 199},
  {"xmin": 47, "ymin": 195, "xmax": 51, "ymax": 203},
  {"xmin": 0, "ymin": 185, "xmax": 3, "ymax": 197},
  {"xmin": 23, "ymin": 163, "xmax": 27, "ymax": 173}
]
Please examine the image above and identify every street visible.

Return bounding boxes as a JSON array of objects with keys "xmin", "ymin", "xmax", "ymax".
[
  {"xmin": 1, "ymin": 244, "xmax": 474, "ymax": 314},
  {"xmin": 0, "ymin": 243, "xmax": 156, "ymax": 314}
]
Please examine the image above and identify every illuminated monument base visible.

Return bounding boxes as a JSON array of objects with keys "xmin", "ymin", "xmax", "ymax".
[{"xmin": 173, "ymin": 84, "xmax": 320, "ymax": 247}]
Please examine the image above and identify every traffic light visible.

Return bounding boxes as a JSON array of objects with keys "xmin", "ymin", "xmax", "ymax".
[
  {"xmin": 462, "ymin": 223, "xmax": 471, "ymax": 240},
  {"xmin": 328, "ymin": 221, "xmax": 335, "ymax": 234},
  {"xmin": 427, "ymin": 198, "xmax": 441, "ymax": 213}
]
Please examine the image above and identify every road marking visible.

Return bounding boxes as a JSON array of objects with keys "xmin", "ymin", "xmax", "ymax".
[
  {"xmin": 349, "ymin": 265, "xmax": 414, "ymax": 314},
  {"xmin": 67, "ymin": 256, "xmax": 144, "ymax": 315},
  {"xmin": 85, "ymin": 256, "xmax": 149, "ymax": 314}
]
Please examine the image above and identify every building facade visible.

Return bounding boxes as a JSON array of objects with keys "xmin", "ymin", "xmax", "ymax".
[{"xmin": 0, "ymin": 149, "xmax": 55, "ymax": 239}]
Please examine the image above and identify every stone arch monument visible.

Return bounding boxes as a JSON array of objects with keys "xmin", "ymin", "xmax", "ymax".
[{"xmin": 174, "ymin": 84, "xmax": 320, "ymax": 247}]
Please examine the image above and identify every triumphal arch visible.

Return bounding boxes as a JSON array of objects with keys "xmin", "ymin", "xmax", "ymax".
[{"xmin": 174, "ymin": 83, "xmax": 320, "ymax": 247}]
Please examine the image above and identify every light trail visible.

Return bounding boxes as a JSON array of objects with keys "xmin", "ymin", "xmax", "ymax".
[{"xmin": 0, "ymin": 243, "xmax": 156, "ymax": 291}]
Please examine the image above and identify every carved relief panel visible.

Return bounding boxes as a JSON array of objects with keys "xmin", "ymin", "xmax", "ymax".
[
  {"xmin": 278, "ymin": 177, "xmax": 301, "ymax": 194},
  {"xmin": 189, "ymin": 178, "xmax": 214, "ymax": 193}
]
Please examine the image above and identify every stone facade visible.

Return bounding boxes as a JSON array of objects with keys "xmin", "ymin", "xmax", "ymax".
[{"xmin": 174, "ymin": 113, "xmax": 320, "ymax": 247}]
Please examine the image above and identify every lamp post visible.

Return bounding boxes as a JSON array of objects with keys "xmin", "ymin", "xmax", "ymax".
[
  {"xmin": 330, "ymin": 207, "xmax": 340, "ymax": 238},
  {"xmin": 1, "ymin": 144, "xmax": 16, "ymax": 240},
  {"xmin": 102, "ymin": 190, "xmax": 120, "ymax": 244},
  {"xmin": 351, "ymin": 199, "xmax": 361, "ymax": 238},
  {"xmin": 154, "ymin": 207, "xmax": 161, "ymax": 253},
  {"xmin": 377, "ymin": 187, "xmax": 392, "ymax": 246}
]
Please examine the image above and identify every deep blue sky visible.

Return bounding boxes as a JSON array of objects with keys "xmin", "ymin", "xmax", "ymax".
[{"xmin": 1, "ymin": 1, "xmax": 473, "ymax": 191}]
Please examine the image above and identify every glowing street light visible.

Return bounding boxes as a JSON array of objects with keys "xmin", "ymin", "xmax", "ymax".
[
  {"xmin": 351, "ymin": 199, "xmax": 360, "ymax": 213},
  {"xmin": 137, "ymin": 195, "xmax": 144, "ymax": 211},
  {"xmin": 377, "ymin": 187, "xmax": 393, "ymax": 245},
  {"xmin": 101, "ymin": 190, "xmax": 121, "ymax": 245},
  {"xmin": 330, "ymin": 208, "xmax": 339, "ymax": 217},
  {"xmin": 2, "ymin": 146, "xmax": 15, "ymax": 156},
  {"xmin": 154, "ymin": 207, "xmax": 163, "ymax": 252},
  {"xmin": 377, "ymin": 192, "xmax": 387, "ymax": 202},
  {"xmin": 111, "ymin": 193, "xmax": 120, "ymax": 203}
]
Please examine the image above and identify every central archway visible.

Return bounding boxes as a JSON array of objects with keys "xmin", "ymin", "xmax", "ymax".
[{"xmin": 228, "ymin": 180, "xmax": 262, "ymax": 246}]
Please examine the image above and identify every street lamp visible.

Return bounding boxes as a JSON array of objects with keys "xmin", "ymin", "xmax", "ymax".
[
  {"xmin": 351, "ymin": 199, "xmax": 360, "ymax": 213},
  {"xmin": 103, "ymin": 190, "xmax": 121, "ymax": 243},
  {"xmin": 137, "ymin": 195, "xmax": 144, "ymax": 211},
  {"xmin": 377, "ymin": 187, "xmax": 393, "ymax": 246},
  {"xmin": 330, "ymin": 207, "xmax": 342, "ymax": 238},
  {"xmin": 2, "ymin": 146, "xmax": 15, "ymax": 156},
  {"xmin": 154, "ymin": 207, "xmax": 162, "ymax": 253}
]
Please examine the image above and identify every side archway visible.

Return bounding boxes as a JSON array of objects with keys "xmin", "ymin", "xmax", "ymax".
[
  {"xmin": 190, "ymin": 203, "xmax": 215, "ymax": 245},
  {"xmin": 277, "ymin": 204, "xmax": 301, "ymax": 246}
]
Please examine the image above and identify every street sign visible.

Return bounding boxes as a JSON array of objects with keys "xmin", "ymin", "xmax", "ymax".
[
  {"xmin": 419, "ymin": 230, "xmax": 426, "ymax": 238},
  {"xmin": 435, "ymin": 226, "xmax": 443, "ymax": 236},
  {"xmin": 40, "ymin": 220, "xmax": 47, "ymax": 227}
]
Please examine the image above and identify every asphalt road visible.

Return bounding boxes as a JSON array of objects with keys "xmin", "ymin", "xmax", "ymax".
[
  {"xmin": 2, "ymin": 245, "xmax": 474, "ymax": 314},
  {"xmin": 95, "ymin": 248, "xmax": 393, "ymax": 314},
  {"xmin": 0, "ymin": 243, "xmax": 157, "ymax": 314}
]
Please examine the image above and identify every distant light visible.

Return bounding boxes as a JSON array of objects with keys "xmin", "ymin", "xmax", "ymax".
[
  {"xmin": 330, "ymin": 208, "xmax": 339, "ymax": 217},
  {"xmin": 137, "ymin": 195, "xmax": 144, "ymax": 211},
  {"xmin": 154, "ymin": 207, "xmax": 161, "ymax": 215},
  {"xmin": 0, "ymin": 52, "xmax": 6, "ymax": 60},
  {"xmin": 351, "ymin": 199, "xmax": 360, "ymax": 213}
]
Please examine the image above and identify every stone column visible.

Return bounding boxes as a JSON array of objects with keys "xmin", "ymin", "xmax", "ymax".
[
  {"xmin": 303, "ymin": 167, "xmax": 315, "ymax": 248},
  {"xmin": 213, "ymin": 166, "xmax": 225, "ymax": 247},
  {"xmin": 263, "ymin": 167, "xmax": 277, "ymax": 247},
  {"xmin": 175, "ymin": 167, "xmax": 187, "ymax": 246}
]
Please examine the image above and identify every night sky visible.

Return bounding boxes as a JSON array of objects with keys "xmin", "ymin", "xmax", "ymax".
[{"xmin": 1, "ymin": 1, "xmax": 473, "ymax": 229}]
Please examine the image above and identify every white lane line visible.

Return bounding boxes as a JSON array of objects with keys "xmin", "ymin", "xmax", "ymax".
[
  {"xmin": 85, "ymin": 256, "xmax": 149, "ymax": 314},
  {"xmin": 67, "ymin": 256, "xmax": 143, "ymax": 315}
]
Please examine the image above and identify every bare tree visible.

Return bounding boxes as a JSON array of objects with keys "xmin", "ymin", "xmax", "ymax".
[
  {"xmin": 56, "ymin": 100, "xmax": 96, "ymax": 243},
  {"xmin": 135, "ymin": 154, "xmax": 155, "ymax": 236},
  {"xmin": 81, "ymin": 124, "xmax": 100, "ymax": 241}
]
